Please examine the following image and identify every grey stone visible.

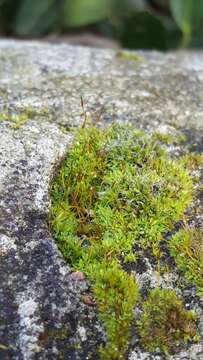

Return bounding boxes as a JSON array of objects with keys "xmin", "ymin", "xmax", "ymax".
[
  {"xmin": 0, "ymin": 40, "xmax": 202, "ymax": 359},
  {"xmin": 0, "ymin": 120, "xmax": 103, "ymax": 359}
]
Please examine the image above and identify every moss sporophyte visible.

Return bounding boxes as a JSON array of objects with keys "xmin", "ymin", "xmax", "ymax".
[{"xmin": 50, "ymin": 124, "xmax": 200, "ymax": 359}]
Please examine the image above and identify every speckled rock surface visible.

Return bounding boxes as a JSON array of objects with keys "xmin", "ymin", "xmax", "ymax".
[
  {"xmin": 0, "ymin": 40, "xmax": 202, "ymax": 359},
  {"xmin": 0, "ymin": 121, "xmax": 104, "ymax": 360}
]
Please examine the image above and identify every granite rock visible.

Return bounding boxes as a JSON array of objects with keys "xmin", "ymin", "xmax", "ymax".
[{"xmin": 0, "ymin": 40, "xmax": 202, "ymax": 359}]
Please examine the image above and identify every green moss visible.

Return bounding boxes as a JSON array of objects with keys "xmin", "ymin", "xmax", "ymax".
[
  {"xmin": 50, "ymin": 124, "xmax": 194, "ymax": 358},
  {"xmin": 0, "ymin": 107, "xmax": 50, "ymax": 129},
  {"xmin": 0, "ymin": 112, "xmax": 29, "ymax": 129},
  {"xmin": 116, "ymin": 50, "xmax": 143, "ymax": 62},
  {"xmin": 95, "ymin": 261, "xmax": 138, "ymax": 359},
  {"xmin": 168, "ymin": 228, "xmax": 203, "ymax": 296},
  {"xmin": 137, "ymin": 288, "xmax": 199, "ymax": 354},
  {"xmin": 152, "ymin": 131, "xmax": 186, "ymax": 145},
  {"xmin": 23, "ymin": 106, "xmax": 50, "ymax": 118},
  {"xmin": 180, "ymin": 153, "xmax": 203, "ymax": 171}
]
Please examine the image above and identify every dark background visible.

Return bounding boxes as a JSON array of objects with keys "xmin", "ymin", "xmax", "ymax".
[{"xmin": 1, "ymin": 0, "xmax": 203, "ymax": 50}]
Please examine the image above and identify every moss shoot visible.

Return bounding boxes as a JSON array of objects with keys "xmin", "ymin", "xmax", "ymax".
[
  {"xmin": 169, "ymin": 227, "xmax": 203, "ymax": 296},
  {"xmin": 50, "ymin": 124, "xmax": 195, "ymax": 359},
  {"xmin": 137, "ymin": 288, "xmax": 199, "ymax": 354}
]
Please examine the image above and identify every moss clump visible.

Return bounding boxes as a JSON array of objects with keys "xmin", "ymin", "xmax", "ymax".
[
  {"xmin": 0, "ymin": 107, "xmax": 50, "ymax": 129},
  {"xmin": 23, "ymin": 106, "xmax": 50, "ymax": 118},
  {"xmin": 169, "ymin": 228, "xmax": 203, "ymax": 296},
  {"xmin": 116, "ymin": 50, "xmax": 143, "ymax": 62},
  {"xmin": 181, "ymin": 153, "xmax": 203, "ymax": 170},
  {"xmin": 138, "ymin": 288, "xmax": 199, "ymax": 354},
  {"xmin": 50, "ymin": 124, "xmax": 193, "ymax": 359},
  {"xmin": 152, "ymin": 131, "xmax": 186, "ymax": 145},
  {"xmin": 0, "ymin": 112, "xmax": 29, "ymax": 129}
]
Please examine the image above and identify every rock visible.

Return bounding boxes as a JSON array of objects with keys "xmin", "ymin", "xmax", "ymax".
[
  {"xmin": 0, "ymin": 121, "xmax": 103, "ymax": 359},
  {"xmin": 0, "ymin": 40, "xmax": 202, "ymax": 359},
  {"xmin": 70, "ymin": 271, "xmax": 86, "ymax": 282}
]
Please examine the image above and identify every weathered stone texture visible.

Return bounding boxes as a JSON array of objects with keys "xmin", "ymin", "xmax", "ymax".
[{"xmin": 0, "ymin": 40, "xmax": 202, "ymax": 359}]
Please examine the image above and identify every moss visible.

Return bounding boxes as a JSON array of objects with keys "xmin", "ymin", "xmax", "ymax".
[
  {"xmin": 0, "ymin": 112, "xmax": 29, "ymax": 129},
  {"xmin": 116, "ymin": 50, "xmax": 143, "ymax": 62},
  {"xmin": 137, "ymin": 288, "xmax": 199, "ymax": 354},
  {"xmin": 152, "ymin": 131, "xmax": 186, "ymax": 145},
  {"xmin": 180, "ymin": 153, "xmax": 203, "ymax": 171},
  {"xmin": 38, "ymin": 327, "xmax": 71, "ymax": 347},
  {"xmin": 168, "ymin": 227, "xmax": 203, "ymax": 296},
  {"xmin": 58, "ymin": 124, "xmax": 71, "ymax": 134},
  {"xmin": 22, "ymin": 106, "xmax": 51, "ymax": 122},
  {"xmin": 23, "ymin": 106, "xmax": 50, "ymax": 118},
  {"xmin": 50, "ymin": 124, "xmax": 194, "ymax": 359},
  {"xmin": 0, "ymin": 107, "xmax": 50, "ymax": 129}
]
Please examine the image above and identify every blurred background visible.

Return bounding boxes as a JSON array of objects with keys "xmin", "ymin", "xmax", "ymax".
[{"xmin": 1, "ymin": 0, "xmax": 203, "ymax": 50}]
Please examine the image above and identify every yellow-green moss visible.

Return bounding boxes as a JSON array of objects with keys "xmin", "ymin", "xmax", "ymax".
[
  {"xmin": 23, "ymin": 106, "xmax": 49, "ymax": 118},
  {"xmin": 0, "ymin": 112, "xmax": 29, "ymax": 129},
  {"xmin": 116, "ymin": 50, "xmax": 143, "ymax": 62},
  {"xmin": 169, "ymin": 228, "xmax": 203, "ymax": 296},
  {"xmin": 138, "ymin": 288, "xmax": 199, "ymax": 354},
  {"xmin": 0, "ymin": 107, "xmax": 50, "ymax": 129},
  {"xmin": 152, "ymin": 131, "xmax": 186, "ymax": 145},
  {"xmin": 182, "ymin": 153, "xmax": 203, "ymax": 167},
  {"xmin": 50, "ymin": 124, "xmax": 194, "ymax": 359}
]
